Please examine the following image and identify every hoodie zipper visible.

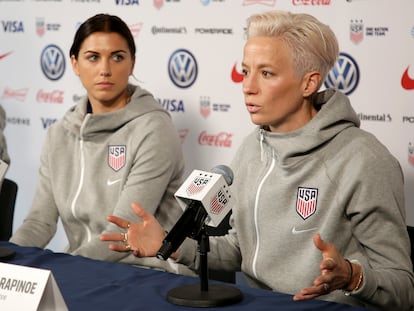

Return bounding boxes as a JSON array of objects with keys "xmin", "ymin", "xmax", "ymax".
[
  {"xmin": 259, "ymin": 128, "xmax": 265, "ymax": 162},
  {"xmin": 252, "ymin": 130, "xmax": 275, "ymax": 279},
  {"xmin": 70, "ymin": 114, "xmax": 92, "ymax": 243}
]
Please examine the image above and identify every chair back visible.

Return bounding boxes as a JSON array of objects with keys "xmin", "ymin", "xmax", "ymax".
[
  {"xmin": 408, "ymin": 226, "xmax": 414, "ymax": 269},
  {"xmin": 0, "ymin": 178, "xmax": 18, "ymax": 240}
]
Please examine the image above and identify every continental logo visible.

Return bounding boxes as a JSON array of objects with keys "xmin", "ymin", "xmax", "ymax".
[
  {"xmin": 358, "ymin": 113, "xmax": 392, "ymax": 122},
  {"xmin": 151, "ymin": 26, "xmax": 187, "ymax": 35}
]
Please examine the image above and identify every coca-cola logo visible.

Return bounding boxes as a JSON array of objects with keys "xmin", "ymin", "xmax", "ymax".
[
  {"xmin": 36, "ymin": 89, "xmax": 64, "ymax": 104},
  {"xmin": 198, "ymin": 131, "xmax": 233, "ymax": 148},
  {"xmin": 1, "ymin": 87, "xmax": 29, "ymax": 102}
]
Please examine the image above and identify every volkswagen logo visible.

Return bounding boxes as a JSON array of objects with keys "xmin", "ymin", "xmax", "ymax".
[
  {"xmin": 324, "ymin": 52, "xmax": 359, "ymax": 96},
  {"xmin": 40, "ymin": 44, "xmax": 65, "ymax": 81},
  {"xmin": 168, "ymin": 49, "xmax": 198, "ymax": 89}
]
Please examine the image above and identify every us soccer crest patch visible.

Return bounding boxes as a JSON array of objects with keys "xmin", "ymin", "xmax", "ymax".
[
  {"xmin": 296, "ymin": 187, "xmax": 318, "ymax": 220},
  {"xmin": 108, "ymin": 145, "xmax": 126, "ymax": 172}
]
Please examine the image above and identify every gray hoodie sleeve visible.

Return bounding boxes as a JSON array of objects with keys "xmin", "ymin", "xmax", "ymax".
[{"xmin": 0, "ymin": 105, "xmax": 10, "ymax": 164}]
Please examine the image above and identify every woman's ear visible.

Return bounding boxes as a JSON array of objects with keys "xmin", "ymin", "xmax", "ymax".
[
  {"xmin": 71, "ymin": 55, "xmax": 80, "ymax": 76},
  {"xmin": 302, "ymin": 71, "xmax": 322, "ymax": 97},
  {"xmin": 130, "ymin": 57, "xmax": 136, "ymax": 76}
]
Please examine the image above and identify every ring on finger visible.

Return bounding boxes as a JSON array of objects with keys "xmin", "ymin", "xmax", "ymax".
[
  {"xmin": 125, "ymin": 244, "xmax": 131, "ymax": 251},
  {"xmin": 126, "ymin": 222, "xmax": 131, "ymax": 229},
  {"xmin": 121, "ymin": 232, "xmax": 128, "ymax": 243},
  {"xmin": 323, "ymin": 283, "xmax": 330, "ymax": 292}
]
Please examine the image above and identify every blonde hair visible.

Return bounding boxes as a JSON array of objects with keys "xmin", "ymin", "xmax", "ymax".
[{"xmin": 246, "ymin": 11, "xmax": 339, "ymax": 83}]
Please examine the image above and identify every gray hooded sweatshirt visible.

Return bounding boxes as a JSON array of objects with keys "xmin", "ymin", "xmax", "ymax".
[
  {"xmin": 11, "ymin": 84, "xmax": 194, "ymax": 276},
  {"xmin": 0, "ymin": 104, "xmax": 10, "ymax": 164},
  {"xmin": 177, "ymin": 89, "xmax": 414, "ymax": 310}
]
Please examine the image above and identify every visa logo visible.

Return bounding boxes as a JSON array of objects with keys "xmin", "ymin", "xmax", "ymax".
[
  {"xmin": 1, "ymin": 21, "xmax": 24, "ymax": 32},
  {"xmin": 41, "ymin": 118, "xmax": 58, "ymax": 129},
  {"xmin": 157, "ymin": 99, "xmax": 185, "ymax": 112}
]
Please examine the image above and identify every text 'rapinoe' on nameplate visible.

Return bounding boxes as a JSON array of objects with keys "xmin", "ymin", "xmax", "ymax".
[{"xmin": 0, "ymin": 262, "xmax": 68, "ymax": 311}]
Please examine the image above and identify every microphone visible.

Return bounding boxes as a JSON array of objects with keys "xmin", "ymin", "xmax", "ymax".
[{"xmin": 157, "ymin": 165, "xmax": 233, "ymax": 260}]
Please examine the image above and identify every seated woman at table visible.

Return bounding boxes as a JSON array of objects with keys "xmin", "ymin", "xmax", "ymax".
[
  {"xmin": 100, "ymin": 10, "xmax": 414, "ymax": 310},
  {"xmin": 10, "ymin": 14, "xmax": 194, "ymax": 276}
]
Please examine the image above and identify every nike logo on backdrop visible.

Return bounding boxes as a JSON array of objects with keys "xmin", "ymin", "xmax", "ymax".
[
  {"xmin": 0, "ymin": 51, "xmax": 12, "ymax": 60},
  {"xmin": 231, "ymin": 63, "xmax": 244, "ymax": 83},
  {"xmin": 107, "ymin": 179, "xmax": 121, "ymax": 186},
  {"xmin": 291, "ymin": 227, "xmax": 318, "ymax": 234},
  {"xmin": 402, "ymin": 66, "xmax": 414, "ymax": 90}
]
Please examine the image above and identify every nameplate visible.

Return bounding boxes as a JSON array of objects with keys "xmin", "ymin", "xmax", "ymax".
[{"xmin": 0, "ymin": 262, "xmax": 68, "ymax": 311}]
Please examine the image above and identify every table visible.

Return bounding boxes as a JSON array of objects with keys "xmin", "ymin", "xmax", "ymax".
[{"xmin": 0, "ymin": 242, "xmax": 367, "ymax": 310}]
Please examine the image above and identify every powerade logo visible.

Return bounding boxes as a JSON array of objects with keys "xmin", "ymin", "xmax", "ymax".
[
  {"xmin": 115, "ymin": 0, "xmax": 139, "ymax": 5},
  {"xmin": 324, "ymin": 52, "xmax": 359, "ymax": 95},
  {"xmin": 168, "ymin": 49, "xmax": 198, "ymax": 89},
  {"xmin": 40, "ymin": 44, "xmax": 65, "ymax": 81}
]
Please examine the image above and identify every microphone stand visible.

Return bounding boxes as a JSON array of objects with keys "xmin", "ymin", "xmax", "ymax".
[{"xmin": 166, "ymin": 224, "xmax": 243, "ymax": 307}]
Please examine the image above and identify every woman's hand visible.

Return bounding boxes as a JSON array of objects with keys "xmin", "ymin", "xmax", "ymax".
[
  {"xmin": 100, "ymin": 202, "xmax": 166, "ymax": 257},
  {"xmin": 293, "ymin": 233, "xmax": 357, "ymax": 301}
]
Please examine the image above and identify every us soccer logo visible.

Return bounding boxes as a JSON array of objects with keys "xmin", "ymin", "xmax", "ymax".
[
  {"xmin": 210, "ymin": 188, "xmax": 228, "ymax": 215},
  {"xmin": 350, "ymin": 19, "xmax": 364, "ymax": 44},
  {"xmin": 296, "ymin": 187, "xmax": 318, "ymax": 220},
  {"xmin": 108, "ymin": 145, "xmax": 126, "ymax": 172},
  {"xmin": 36, "ymin": 18, "xmax": 45, "ymax": 37},
  {"xmin": 186, "ymin": 174, "xmax": 211, "ymax": 196},
  {"xmin": 200, "ymin": 96, "xmax": 211, "ymax": 118},
  {"xmin": 409, "ymin": 143, "xmax": 414, "ymax": 166}
]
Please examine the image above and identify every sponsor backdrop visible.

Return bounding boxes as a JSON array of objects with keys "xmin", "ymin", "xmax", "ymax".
[{"xmin": 0, "ymin": 0, "xmax": 413, "ymax": 251}]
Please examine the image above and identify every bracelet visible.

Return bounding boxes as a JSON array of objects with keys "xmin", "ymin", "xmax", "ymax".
[
  {"xmin": 353, "ymin": 269, "xmax": 363, "ymax": 291},
  {"xmin": 343, "ymin": 264, "xmax": 364, "ymax": 296},
  {"xmin": 343, "ymin": 259, "xmax": 353, "ymax": 289}
]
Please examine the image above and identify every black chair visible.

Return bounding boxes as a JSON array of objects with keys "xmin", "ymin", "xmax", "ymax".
[
  {"xmin": 407, "ymin": 226, "xmax": 414, "ymax": 269},
  {"xmin": 0, "ymin": 178, "xmax": 18, "ymax": 241}
]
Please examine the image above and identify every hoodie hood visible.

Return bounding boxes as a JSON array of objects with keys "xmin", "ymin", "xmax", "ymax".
[
  {"xmin": 256, "ymin": 89, "xmax": 360, "ymax": 164},
  {"xmin": 62, "ymin": 84, "xmax": 167, "ymax": 138}
]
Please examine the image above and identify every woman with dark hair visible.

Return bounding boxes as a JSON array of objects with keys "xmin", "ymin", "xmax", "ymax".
[{"xmin": 10, "ymin": 14, "xmax": 194, "ymax": 276}]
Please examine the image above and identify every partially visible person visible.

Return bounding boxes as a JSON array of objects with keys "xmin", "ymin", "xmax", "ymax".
[
  {"xmin": 0, "ymin": 104, "xmax": 10, "ymax": 189},
  {"xmin": 101, "ymin": 10, "xmax": 414, "ymax": 310},
  {"xmin": 0, "ymin": 105, "xmax": 10, "ymax": 166},
  {"xmin": 10, "ymin": 14, "xmax": 194, "ymax": 276}
]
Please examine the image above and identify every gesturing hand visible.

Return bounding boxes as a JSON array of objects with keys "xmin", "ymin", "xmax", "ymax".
[
  {"xmin": 293, "ymin": 233, "xmax": 352, "ymax": 301},
  {"xmin": 100, "ymin": 202, "xmax": 166, "ymax": 258}
]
